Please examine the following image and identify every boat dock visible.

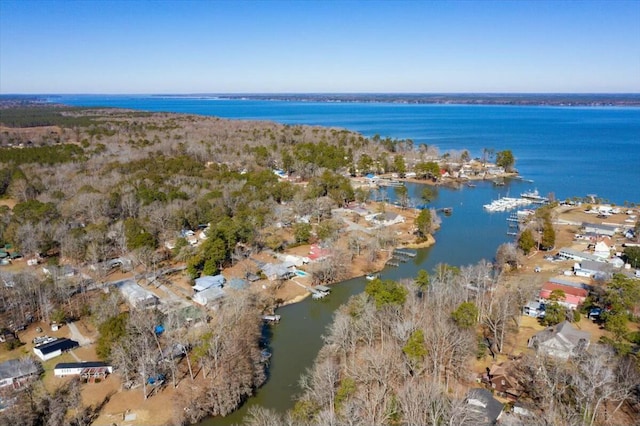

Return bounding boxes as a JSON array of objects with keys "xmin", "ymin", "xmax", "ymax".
[
  {"xmin": 394, "ymin": 249, "xmax": 417, "ymax": 258},
  {"xmin": 262, "ymin": 314, "xmax": 281, "ymax": 323},
  {"xmin": 292, "ymin": 279, "xmax": 331, "ymax": 299}
]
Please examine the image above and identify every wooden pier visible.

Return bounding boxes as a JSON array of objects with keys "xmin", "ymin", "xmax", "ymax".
[
  {"xmin": 292, "ymin": 279, "xmax": 330, "ymax": 299},
  {"xmin": 393, "ymin": 249, "xmax": 417, "ymax": 258}
]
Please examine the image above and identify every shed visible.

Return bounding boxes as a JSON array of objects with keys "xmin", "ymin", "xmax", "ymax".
[
  {"xmin": 193, "ymin": 274, "xmax": 225, "ymax": 292},
  {"xmin": 33, "ymin": 338, "xmax": 79, "ymax": 361}
]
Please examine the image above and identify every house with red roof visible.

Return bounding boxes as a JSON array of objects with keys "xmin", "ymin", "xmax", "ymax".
[{"xmin": 539, "ymin": 281, "xmax": 588, "ymax": 310}]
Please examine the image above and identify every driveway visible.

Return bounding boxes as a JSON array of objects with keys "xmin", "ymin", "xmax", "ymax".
[{"xmin": 67, "ymin": 321, "xmax": 92, "ymax": 346}]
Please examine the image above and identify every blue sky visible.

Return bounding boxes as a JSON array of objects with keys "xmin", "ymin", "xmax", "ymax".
[{"xmin": 1, "ymin": 0, "xmax": 639, "ymax": 93}]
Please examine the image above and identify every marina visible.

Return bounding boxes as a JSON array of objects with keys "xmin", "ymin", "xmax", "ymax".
[{"xmin": 483, "ymin": 196, "xmax": 534, "ymax": 212}]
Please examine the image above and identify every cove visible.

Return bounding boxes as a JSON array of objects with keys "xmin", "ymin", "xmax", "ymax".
[{"xmin": 201, "ymin": 178, "xmax": 531, "ymax": 425}]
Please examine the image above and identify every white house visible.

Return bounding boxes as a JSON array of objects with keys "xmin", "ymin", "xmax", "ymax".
[
  {"xmin": 193, "ymin": 286, "xmax": 226, "ymax": 306},
  {"xmin": 33, "ymin": 338, "xmax": 79, "ymax": 361},
  {"xmin": 558, "ymin": 247, "xmax": 603, "ymax": 263},
  {"xmin": 116, "ymin": 280, "xmax": 158, "ymax": 309},
  {"xmin": 593, "ymin": 241, "xmax": 612, "ymax": 259},
  {"xmin": 371, "ymin": 212, "xmax": 405, "ymax": 227},
  {"xmin": 54, "ymin": 361, "xmax": 112, "ymax": 377}
]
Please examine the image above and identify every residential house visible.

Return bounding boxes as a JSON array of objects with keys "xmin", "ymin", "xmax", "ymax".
[
  {"xmin": 539, "ymin": 281, "xmax": 588, "ymax": 310},
  {"xmin": 528, "ymin": 320, "xmax": 590, "ymax": 360},
  {"xmin": 0, "ymin": 358, "xmax": 42, "ymax": 389},
  {"xmin": 33, "ymin": 338, "xmax": 79, "ymax": 361},
  {"xmin": 481, "ymin": 363, "xmax": 523, "ymax": 401},
  {"xmin": 574, "ymin": 260, "xmax": 613, "ymax": 280},
  {"xmin": 116, "ymin": 280, "xmax": 159, "ymax": 309},
  {"xmin": 593, "ymin": 239, "xmax": 612, "ymax": 259},
  {"xmin": 193, "ymin": 274, "xmax": 225, "ymax": 292},
  {"xmin": 260, "ymin": 262, "xmax": 296, "ymax": 281},
  {"xmin": 371, "ymin": 212, "xmax": 405, "ymax": 227},
  {"xmin": 54, "ymin": 361, "xmax": 112, "ymax": 381},
  {"xmin": 486, "ymin": 166, "xmax": 506, "ymax": 175},
  {"xmin": 192, "ymin": 286, "xmax": 226, "ymax": 307},
  {"xmin": 582, "ymin": 222, "xmax": 618, "ymax": 237},
  {"xmin": 558, "ymin": 247, "xmax": 603, "ymax": 263},
  {"xmin": 465, "ymin": 388, "xmax": 504, "ymax": 425},
  {"xmin": 523, "ymin": 300, "xmax": 545, "ymax": 318}
]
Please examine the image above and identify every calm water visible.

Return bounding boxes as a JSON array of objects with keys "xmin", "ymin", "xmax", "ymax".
[
  {"xmin": 201, "ymin": 180, "xmax": 525, "ymax": 425},
  {"xmin": 49, "ymin": 95, "xmax": 639, "ymax": 423},
  {"xmin": 53, "ymin": 95, "xmax": 640, "ymax": 205}
]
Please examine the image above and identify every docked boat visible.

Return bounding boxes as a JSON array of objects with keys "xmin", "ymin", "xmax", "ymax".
[
  {"xmin": 365, "ymin": 274, "xmax": 379, "ymax": 281},
  {"xmin": 520, "ymin": 189, "xmax": 549, "ymax": 203},
  {"xmin": 484, "ymin": 197, "xmax": 533, "ymax": 212}
]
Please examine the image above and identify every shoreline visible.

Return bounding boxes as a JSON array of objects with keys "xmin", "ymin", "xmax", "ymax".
[{"xmin": 276, "ymin": 234, "xmax": 436, "ymax": 307}]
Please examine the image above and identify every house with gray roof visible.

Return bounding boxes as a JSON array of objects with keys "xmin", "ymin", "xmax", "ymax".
[
  {"xmin": 465, "ymin": 388, "xmax": 504, "ymax": 425},
  {"xmin": 0, "ymin": 358, "xmax": 42, "ymax": 389},
  {"xmin": 574, "ymin": 260, "xmax": 613, "ymax": 280},
  {"xmin": 558, "ymin": 247, "xmax": 603, "ymax": 263},
  {"xmin": 528, "ymin": 320, "xmax": 590, "ymax": 360},
  {"xmin": 582, "ymin": 222, "xmax": 618, "ymax": 237}
]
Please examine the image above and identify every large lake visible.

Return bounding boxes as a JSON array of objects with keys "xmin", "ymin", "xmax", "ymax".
[
  {"xmin": 54, "ymin": 95, "xmax": 640, "ymax": 205},
  {"xmin": 51, "ymin": 95, "xmax": 640, "ymax": 424}
]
